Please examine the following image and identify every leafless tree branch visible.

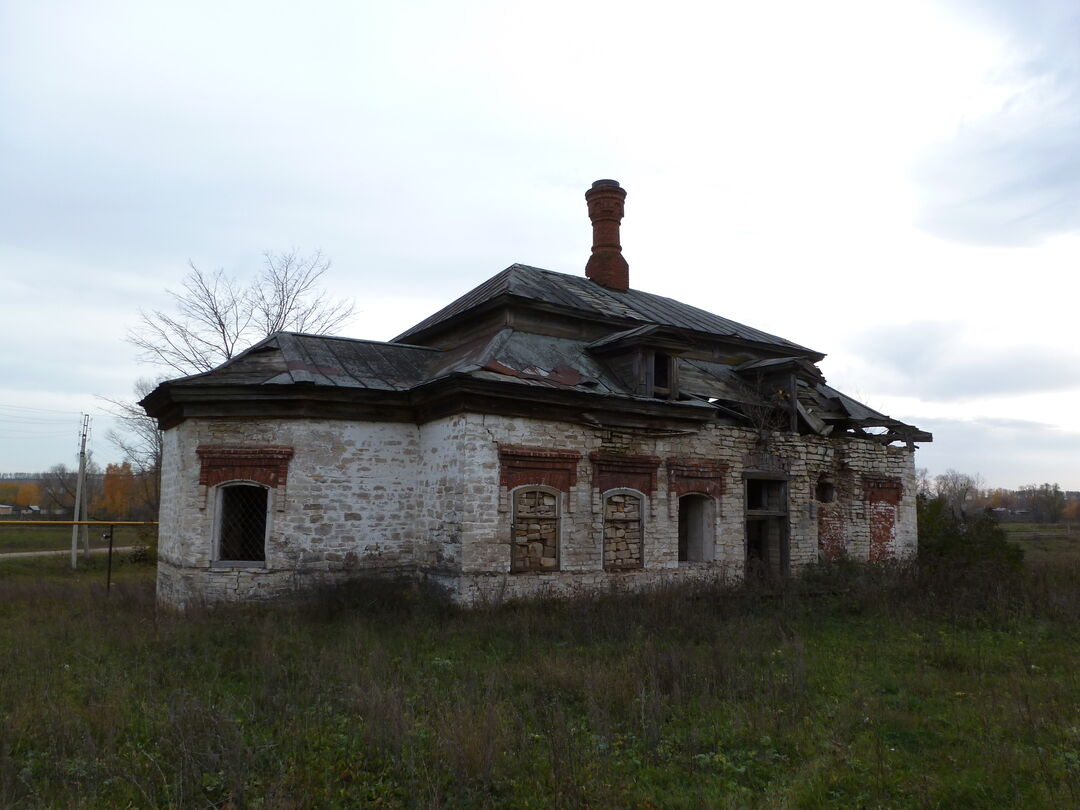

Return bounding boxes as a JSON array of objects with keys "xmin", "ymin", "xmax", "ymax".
[
  {"xmin": 117, "ymin": 252, "xmax": 353, "ymax": 513},
  {"xmin": 126, "ymin": 250, "xmax": 354, "ymax": 377}
]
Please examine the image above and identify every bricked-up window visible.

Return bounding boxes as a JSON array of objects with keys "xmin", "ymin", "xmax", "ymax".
[
  {"xmin": 511, "ymin": 488, "xmax": 559, "ymax": 572},
  {"xmin": 603, "ymin": 490, "xmax": 644, "ymax": 570},
  {"xmin": 216, "ymin": 484, "xmax": 268, "ymax": 563}
]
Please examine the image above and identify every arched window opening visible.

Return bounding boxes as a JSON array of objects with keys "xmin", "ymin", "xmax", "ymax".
[
  {"xmin": 511, "ymin": 488, "xmax": 559, "ymax": 572},
  {"xmin": 603, "ymin": 490, "xmax": 644, "ymax": 570},
  {"xmin": 678, "ymin": 494, "xmax": 715, "ymax": 563},
  {"xmin": 217, "ymin": 483, "xmax": 268, "ymax": 563}
]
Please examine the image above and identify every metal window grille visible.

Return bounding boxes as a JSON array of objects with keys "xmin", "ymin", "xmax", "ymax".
[{"xmin": 218, "ymin": 485, "xmax": 267, "ymax": 562}]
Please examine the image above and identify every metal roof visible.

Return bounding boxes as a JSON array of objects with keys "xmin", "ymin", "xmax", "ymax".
[
  {"xmin": 149, "ymin": 327, "xmax": 927, "ymax": 441},
  {"xmin": 393, "ymin": 264, "xmax": 822, "ymax": 357},
  {"xmin": 167, "ymin": 332, "xmax": 442, "ymax": 391}
]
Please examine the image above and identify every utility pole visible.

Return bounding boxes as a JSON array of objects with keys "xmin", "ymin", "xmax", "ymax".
[{"xmin": 70, "ymin": 414, "xmax": 90, "ymax": 569}]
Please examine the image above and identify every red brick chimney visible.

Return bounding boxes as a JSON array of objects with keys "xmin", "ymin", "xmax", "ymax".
[{"xmin": 585, "ymin": 179, "xmax": 629, "ymax": 291}]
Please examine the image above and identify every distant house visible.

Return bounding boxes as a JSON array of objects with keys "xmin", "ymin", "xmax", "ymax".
[
  {"xmin": 142, "ymin": 180, "xmax": 931, "ymax": 608},
  {"xmin": 0, "ymin": 505, "xmax": 12, "ymax": 516}
]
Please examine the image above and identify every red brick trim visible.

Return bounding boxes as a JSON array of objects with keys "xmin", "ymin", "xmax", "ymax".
[
  {"xmin": 197, "ymin": 445, "xmax": 295, "ymax": 488},
  {"xmin": 591, "ymin": 452, "xmax": 661, "ymax": 493},
  {"xmin": 499, "ymin": 445, "xmax": 581, "ymax": 491},
  {"xmin": 862, "ymin": 475, "xmax": 903, "ymax": 505},
  {"xmin": 667, "ymin": 458, "xmax": 727, "ymax": 499}
]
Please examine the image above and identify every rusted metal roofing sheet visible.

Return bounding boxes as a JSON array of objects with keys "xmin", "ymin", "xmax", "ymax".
[
  {"xmin": 817, "ymin": 383, "xmax": 890, "ymax": 422},
  {"xmin": 394, "ymin": 264, "xmax": 821, "ymax": 357}
]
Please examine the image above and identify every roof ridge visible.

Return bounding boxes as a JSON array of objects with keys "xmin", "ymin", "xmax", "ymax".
[
  {"xmin": 392, "ymin": 263, "xmax": 822, "ymax": 358},
  {"xmin": 282, "ymin": 331, "xmax": 441, "ymax": 351}
]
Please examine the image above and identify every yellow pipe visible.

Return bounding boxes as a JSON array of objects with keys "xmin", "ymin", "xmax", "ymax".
[{"xmin": 0, "ymin": 521, "xmax": 158, "ymax": 526}]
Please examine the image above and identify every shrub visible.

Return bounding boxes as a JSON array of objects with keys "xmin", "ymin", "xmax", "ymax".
[{"xmin": 918, "ymin": 496, "xmax": 1023, "ymax": 570}]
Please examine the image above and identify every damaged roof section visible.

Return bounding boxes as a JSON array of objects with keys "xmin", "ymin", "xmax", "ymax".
[
  {"xmin": 680, "ymin": 354, "xmax": 931, "ymax": 445},
  {"xmin": 143, "ymin": 326, "xmax": 930, "ymax": 446},
  {"xmin": 139, "ymin": 174, "xmax": 931, "ymax": 447}
]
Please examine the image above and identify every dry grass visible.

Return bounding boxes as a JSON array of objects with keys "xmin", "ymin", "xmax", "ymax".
[
  {"xmin": 2, "ymin": 557, "xmax": 1080, "ymax": 807},
  {"xmin": 1003, "ymin": 521, "xmax": 1080, "ymax": 565}
]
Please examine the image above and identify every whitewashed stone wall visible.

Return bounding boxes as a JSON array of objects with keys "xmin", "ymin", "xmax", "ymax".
[
  {"xmin": 157, "ymin": 417, "xmax": 422, "ymax": 608},
  {"xmin": 157, "ymin": 412, "xmax": 918, "ymax": 608},
  {"xmin": 430, "ymin": 415, "xmax": 917, "ymax": 604}
]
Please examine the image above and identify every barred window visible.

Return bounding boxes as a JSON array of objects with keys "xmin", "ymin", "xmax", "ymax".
[
  {"xmin": 603, "ymin": 490, "xmax": 644, "ymax": 570},
  {"xmin": 216, "ymin": 483, "xmax": 268, "ymax": 563},
  {"xmin": 511, "ymin": 488, "xmax": 559, "ymax": 572}
]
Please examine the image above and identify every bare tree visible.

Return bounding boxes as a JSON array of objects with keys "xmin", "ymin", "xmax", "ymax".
[
  {"xmin": 110, "ymin": 250, "xmax": 352, "ymax": 515},
  {"xmin": 933, "ymin": 469, "xmax": 984, "ymax": 518},
  {"xmin": 1018, "ymin": 482, "xmax": 1065, "ymax": 523},
  {"xmin": 128, "ymin": 249, "xmax": 354, "ymax": 376},
  {"xmin": 915, "ymin": 467, "xmax": 933, "ymax": 499},
  {"xmin": 39, "ymin": 460, "xmax": 102, "ymax": 518},
  {"xmin": 99, "ymin": 378, "xmax": 164, "ymax": 517},
  {"xmin": 726, "ymin": 371, "xmax": 792, "ymax": 443},
  {"xmin": 249, "ymin": 250, "xmax": 354, "ymax": 338}
]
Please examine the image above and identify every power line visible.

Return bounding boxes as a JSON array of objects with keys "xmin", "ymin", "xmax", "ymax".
[
  {"xmin": 0, "ymin": 416, "xmax": 82, "ymax": 427},
  {"xmin": 0, "ymin": 431, "xmax": 79, "ymax": 439},
  {"xmin": 0, "ymin": 402, "xmax": 84, "ymax": 415}
]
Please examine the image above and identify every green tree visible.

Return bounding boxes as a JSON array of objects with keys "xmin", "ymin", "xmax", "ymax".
[{"xmin": 918, "ymin": 495, "xmax": 1023, "ymax": 569}]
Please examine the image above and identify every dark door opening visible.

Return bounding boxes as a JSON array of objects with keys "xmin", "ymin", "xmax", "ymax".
[
  {"xmin": 744, "ymin": 476, "xmax": 788, "ymax": 576},
  {"xmin": 678, "ymin": 494, "xmax": 714, "ymax": 562}
]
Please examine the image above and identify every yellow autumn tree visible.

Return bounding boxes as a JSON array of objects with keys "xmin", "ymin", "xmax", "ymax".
[
  {"xmin": 95, "ymin": 462, "xmax": 138, "ymax": 520},
  {"xmin": 16, "ymin": 482, "xmax": 40, "ymax": 506}
]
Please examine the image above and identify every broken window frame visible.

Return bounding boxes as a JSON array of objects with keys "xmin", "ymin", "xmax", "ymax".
[
  {"xmin": 510, "ymin": 485, "xmax": 562, "ymax": 573},
  {"xmin": 743, "ymin": 473, "xmax": 789, "ymax": 576},
  {"xmin": 645, "ymin": 349, "xmax": 678, "ymax": 400},
  {"xmin": 212, "ymin": 481, "xmax": 271, "ymax": 567}
]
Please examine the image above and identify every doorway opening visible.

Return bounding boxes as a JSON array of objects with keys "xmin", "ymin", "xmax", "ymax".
[
  {"xmin": 744, "ymin": 476, "xmax": 788, "ymax": 576},
  {"xmin": 678, "ymin": 494, "xmax": 715, "ymax": 562}
]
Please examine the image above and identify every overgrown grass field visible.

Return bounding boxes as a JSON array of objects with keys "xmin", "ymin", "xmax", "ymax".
[
  {"xmin": 4, "ymin": 550, "xmax": 1080, "ymax": 809},
  {"xmin": 1002, "ymin": 521, "xmax": 1080, "ymax": 564},
  {"xmin": 0, "ymin": 523, "xmax": 152, "ymax": 554}
]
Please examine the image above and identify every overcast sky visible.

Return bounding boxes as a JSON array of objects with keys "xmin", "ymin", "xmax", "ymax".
[{"xmin": 2, "ymin": 0, "xmax": 1079, "ymax": 489}]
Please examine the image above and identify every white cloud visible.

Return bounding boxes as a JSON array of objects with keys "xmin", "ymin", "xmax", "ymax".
[
  {"xmin": 0, "ymin": 0, "xmax": 1076, "ymax": 489},
  {"xmin": 843, "ymin": 320, "xmax": 1080, "ymax": 400},
  {"xmin": 910, "ymin": 415, "xmax": 1080, "ymax": 489},
  {"xmin": 919, "ymin": 0, "xmax": 1080, "ymax": 244}
]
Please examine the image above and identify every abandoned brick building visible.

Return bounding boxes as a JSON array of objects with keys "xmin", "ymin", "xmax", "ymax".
[{"xmin": 142, "ymin": 180, "xmax": 931, "ymax": 607}]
